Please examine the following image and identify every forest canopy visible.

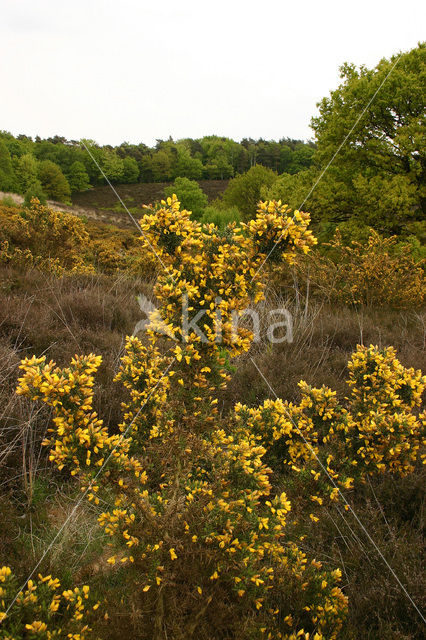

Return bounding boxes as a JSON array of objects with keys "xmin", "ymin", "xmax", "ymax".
[{"xmin": 0, "ymin": 131, "xmax": 314, "ymax": 202}]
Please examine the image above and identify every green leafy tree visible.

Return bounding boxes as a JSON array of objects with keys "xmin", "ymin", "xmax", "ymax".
[
  {"xmin": 200, "ymin": 136, "xmax": 239, "ymax": 177},
  {"xmin": 0, "ymin": 130, "xmax": 31, "ymax": 158},
  {"xmin": 0, "ymin": 139, "xmax": 17, "ymax": 191},
  {"xmin": 151, "ymin": 149, "xmax": 174, "ymax": 181},
  {"xmin": 164, "ymin": 177, "xmax": 208, "ymax": 219},
  {"xmin": 80, "ymin": 139, "xmax": 105, "ymax": 185},
  {"xmin": 99, "ymin": 149, "xmax": 125, "ymax": 183},
  {"xmin": 122, "ymin": 156, "xmax": 140, "ymax": 183},
  {"xmin": 262, "ymin": 167, "xmax": 354, "ymax": 223},
  {"xmin": 174, "ymin": 147, "xmax": 204, "ymax": 180},
  {"xmin": 203, "ymin": 154, "xmax": 234, "ymax": 179},
  {"xmin": 286, "ymin": 144, "xmax": 315, "ymax": 174},
  {"xmin": 15, "ymin": 153, "xmax": 39, "ymax": 193},
  {"xmin": 307, "ymin": 42, "xmax": 425, "ymax": 232},
  {"xmin": 68, "ymin": 161, "xmax": 91, "ymax": 192},
  {"xmin": 139, "ymin": 155, "xmax": 154, "ymax": 182},
  {"xmin": 222, "ymin": 165, "xmax": 277, "ymax": 219},
  {"xmin": 38, "ymin": 160, "xmax": 71, "ymax": 202},
  {"xmin": 264, "ymin": 44, "xmax": 426, "ymax": 235},
  {"xmin": 24, "ymin": 180, "xmax": 47, "ymax": 206},
  {"xmin": 352, "ymin": 173, "xmax": 419, "ymax": 231},
  {"xmin": 278, "ymin": 144, "xmax": 293, "ymax": 173}
]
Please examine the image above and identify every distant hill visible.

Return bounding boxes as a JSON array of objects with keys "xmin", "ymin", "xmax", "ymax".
[{"xmin": 72, "ymin": 179, "xmax": 229, "ymax": 212}]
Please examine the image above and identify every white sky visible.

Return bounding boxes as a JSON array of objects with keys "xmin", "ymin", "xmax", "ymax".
[{"xmin": 0, "ymin": 0, "xmax": 424, "ymax": 147}]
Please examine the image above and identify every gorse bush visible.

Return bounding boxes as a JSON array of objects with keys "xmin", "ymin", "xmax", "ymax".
[
  {"xmin": 11, "ymin": 197, "xmax": 347, "ymax": 639},
  {"xmin": 7, "ymin": 196, "xmax": 425, "ymax": 638},
  {"xmin": 0, "ymin": 566, "xmax": 97, "ymax": 639},
  {"xmin": 234, "ymin": 344, "xmax": 425, "ymax": 517},
  {"xmin": 295, "ymin": 229, "xmax": 425, "ymax": 308},
  {"xmin": 0, "ymin": 199, "xmax": 93, "ymax": 275},
  {"xmin": 0, "ymin": 200, "xmax": 155, "ymax": 277}
]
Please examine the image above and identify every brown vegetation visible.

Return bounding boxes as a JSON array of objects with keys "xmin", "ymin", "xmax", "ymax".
[{"xmin": 72, "ymin": 179, "xmax": 229, "ymax": 212}]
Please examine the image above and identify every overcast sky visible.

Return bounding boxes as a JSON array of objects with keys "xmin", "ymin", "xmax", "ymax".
[{"xmin": 0, "ymin": 0, "xmax": 424, "ymax": 147}]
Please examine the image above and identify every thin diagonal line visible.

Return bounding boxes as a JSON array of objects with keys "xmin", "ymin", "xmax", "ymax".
[
  {"xmin": 80, "ymin": 140, "xmax": 168, "ymax": 272},
  {"xmin": 250, "ymin": 356, "xmax": 425, "ymax": 624},
  {"xmin": 2, "ymin": 358, "xmax": 175, "ymax": 621},
  {"xmin": 251, "ymin": 52, "xmax": 402, "ymax": 280}
]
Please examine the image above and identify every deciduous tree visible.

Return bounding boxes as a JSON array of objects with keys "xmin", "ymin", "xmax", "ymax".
[
  {"xmin": 68, "ymin": 161, "xmax": 91, "ymax": 192},
  {"xmin": 0, "ymin": 139, "xmax": 16, "ymax": 191},
  {"xmin": 164, "ymin": 177, "xmax": 208, "ymax": 219},
  {"xmin": 38, "ymin": 159, "xmax": 71, "ymax": 202},
  {"xmin": 223, "ymin": 165, "xmax": 277, "ymax": 219}
]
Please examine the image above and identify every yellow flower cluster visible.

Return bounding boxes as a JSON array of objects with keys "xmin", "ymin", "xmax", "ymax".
[
  {"xmin": 0, "ymin": 199, "xmax": 156, "ymax": 277},
  {"xmin": 114, "ymin": 335, "xmax": 172, "ymax": 445},
  {"xmin": 0, "ymin": 239, "xmax": 66, "ymax": 276},
  {"xmin": 15, "ymin": 197, "xmax": 351, "ymax": 637},
  {"xmin": 346, "ymin": 345, "xmax": 425, "ymax": 474},
  {"xmin": 138, "ymin": 196, "xmax": 317, "ymax": 417},
  {"xmin": 16, "ymin": 353, "xmax": 144, "ymax": 497},
  {"xmin": 0, "ymin": 566, "xmax": 96, "ymax": 639},
  {"xmin": 234, "ymin": 345, "xmax": 425, "ymax": 509},
  {"xmin": 245, "ymin": 201, "xmax": 317, "ymax": 265}
]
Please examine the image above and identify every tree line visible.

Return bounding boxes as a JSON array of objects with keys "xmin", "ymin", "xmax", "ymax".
[{"xmin": 0, "ymin": 132, "xmax": 315, "ymax": 203}]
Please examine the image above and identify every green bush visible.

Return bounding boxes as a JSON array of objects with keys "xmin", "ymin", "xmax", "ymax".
[
  {"xmin": 38, "ymin": 160, "xmax": 71, "ymax": 202},
  {"xmin": 164, "ymin": 176, "xmax": 208, "ymax": 219},
  {"xmin": 24, "ymin": 180, "xmax": 47, "ymax": 206},
  {"xmin": 222, "ymin": 165, "xmax": 277, "ymax": 219}
]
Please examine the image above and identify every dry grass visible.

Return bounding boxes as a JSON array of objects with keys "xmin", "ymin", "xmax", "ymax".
[
  {"xmin": 0, "ymin": 265, "xmax": 153, "ymax": 578},
  {"xmin": 222, "ymin": 294, "xmax": 426, "ymax": 411},
  {"xmin": 300, "ymin": 470, "xmax": 426, "ymax": 639}
]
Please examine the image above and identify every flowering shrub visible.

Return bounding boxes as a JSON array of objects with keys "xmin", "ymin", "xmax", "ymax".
[
  {"xmin": 12, "ymin": 197, "xmax": 351, "ymax": 638},
  {"xmin": 0, "ymin": 566, "xmax": 97, "ymax": 639},
  {"xmin": 0, "ymin": 240, "xmax": 66, "ymax": 276},
  {"xmin": 0, "ymin": 200, "xmax": 154, "ymax": 276},
  {"xmin": 234, "ymin": 345, "xmax": 425, "ymax": 518},
  {"xmin": 346, "ymin": 344, "xmax": 425, "ymax": 475},
  {"xmin": 0, "ymin": 200, "xmax": 94, "ymax": 275},
  {"xmin": 15, "ymin": 346, "xmax": 347, "ymax": 639},
  {"xmin": 88, "ymin": 223, "xmax": 156, "ymax": 275},
  {"xmin": 296, "ymin": 229, "xmax": 425, "ymax": 308},
  {"xmin": 12, "ymin": 196, "xmax": 426, "ymax": 637}
]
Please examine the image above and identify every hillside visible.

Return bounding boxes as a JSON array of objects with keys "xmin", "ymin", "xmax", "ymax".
[
  {"xmin": 71, "ymin": 179, "xmax": 229, "ymax": 211},
  {"xmin": 2, "ymin": 180, "xmax": 231, "ymax": 230}
]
